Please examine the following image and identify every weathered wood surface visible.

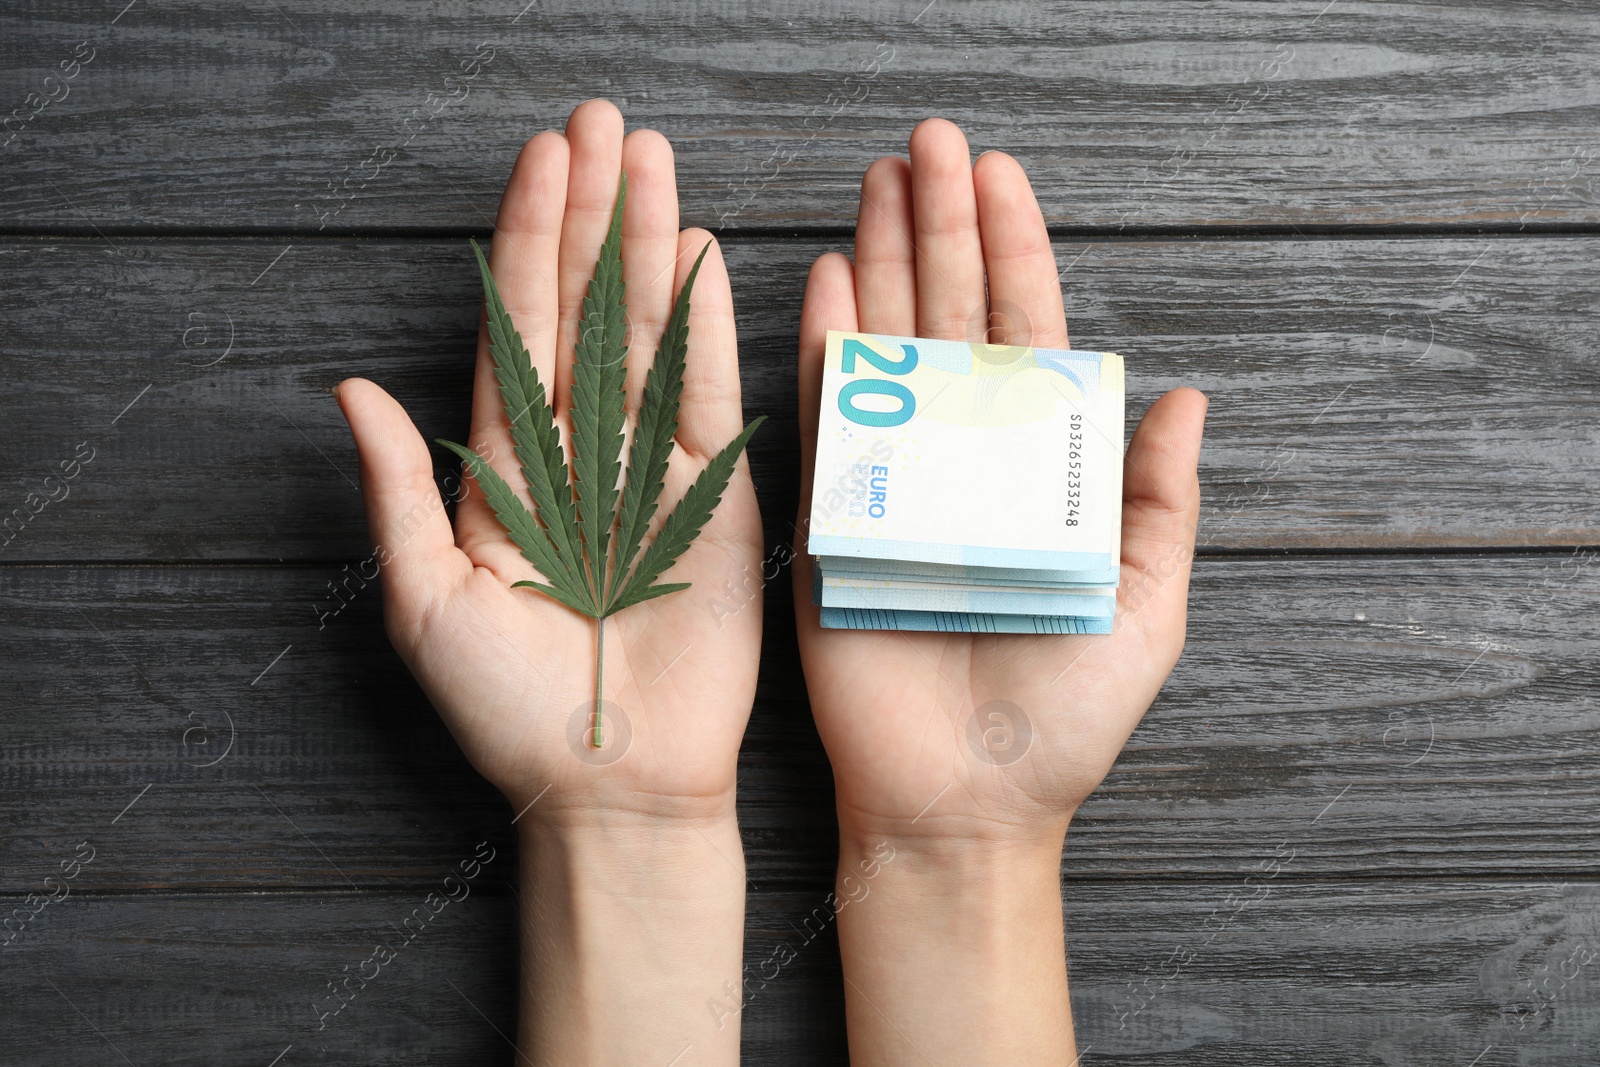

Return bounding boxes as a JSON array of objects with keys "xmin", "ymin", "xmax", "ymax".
[
  {"xmin": 3, "ymin": 554, "xmax": 1595, "ymax": 891},
  {"xmin": 3, "ymin": 235, "xmax": 1596, "ymax": 561},
  {"xmin": 3, "ymin": 880, "xmax": 1596, "ymax": 1065},
  {"xmin": 3, "ymin": 0, "xmax": 1597, "ymax": 1061},
  {"xmin": 2, "ymin": 1, "xmax": 1598, "ymax": 232}
]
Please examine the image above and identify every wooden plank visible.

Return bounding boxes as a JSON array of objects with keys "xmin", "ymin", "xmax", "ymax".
[
  {"xmin": 2, "ymin": 554, "xmax": 1596, "ymax": 891},
  {"xmin": 1066, "ymin": 878, "xmax": 1600, "ymax": 1063},
  {"xmin": 2, "ymin": 879, "xmax": 1594, "ymax": 1064},
  {"xmin": 1, "ymin": 889, "xmax": 524, "ymax": 1067},
  {"xmin": 1, "ymin": 235, "xmax": 1596, "ymax": 560},
  {"xmin": 1, "ymin": 1, "xmax": 1597, "ymax": 231}
]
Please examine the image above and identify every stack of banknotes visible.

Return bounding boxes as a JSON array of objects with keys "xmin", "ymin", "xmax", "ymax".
[{"xmin": 808, "ymin": 330, "xmax": 1124, "ymax": 633}]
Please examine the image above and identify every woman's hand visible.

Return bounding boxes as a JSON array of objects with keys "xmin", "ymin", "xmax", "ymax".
[
  {"xmin": 795, "ymin": 117, "xmax": 1207, "ymax": 850},
  {"xmin": 793, "ymin": 117, "xmax": 1207, "ymax": 1067},
  {"xmin": 337, "ymin": 99, "xmax": 758, "ymax": 1066},
  {"xmin": 337, "ymin": 100, "xmax": 762, "ymax": 827}
]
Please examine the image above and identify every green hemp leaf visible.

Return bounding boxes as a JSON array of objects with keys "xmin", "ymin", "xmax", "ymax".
[{"xmin": 436, "ymin": 173, "xmax": 765, "ymax": 749}]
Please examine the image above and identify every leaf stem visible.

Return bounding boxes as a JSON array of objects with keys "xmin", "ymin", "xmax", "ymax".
[{"xmin": 593, "ymin": 615, "xmax": 606, "ymax": 749}]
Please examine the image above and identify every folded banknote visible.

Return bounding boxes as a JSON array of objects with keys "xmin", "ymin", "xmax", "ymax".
[
  {"xmin": 817, "ymin": 555, "xmax": 1121, "ymax": 587},
  {"xmin": 818, "ymin": 573, "xmax": 1117, "ymax": 617},
  {"xmin": 808, "ymin": 330, "xmax": 1124, "ymax": 571}
]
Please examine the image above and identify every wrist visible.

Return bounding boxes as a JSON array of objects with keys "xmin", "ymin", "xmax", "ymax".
[
  {"xmin": 832, "ymin": 827, "xmax": 1077, "ymax": 1066},
  {"xmin": 516, "ymin": 809, "xmax": 746, "ymax": 1063},
  {"xmin": 519, "ymin": 807, "xmax": 744, "ymax": 902},
  {"xmin": 835, "ymin": 794, "xmax": 1072, "ymax": 858},
  {"xmin": 505, "ymin": 778, "xmax": 740, "ymax": 837},
  {"xmin": 837, "ymin": 829, "xmax": 1064, "ymax": 912}
]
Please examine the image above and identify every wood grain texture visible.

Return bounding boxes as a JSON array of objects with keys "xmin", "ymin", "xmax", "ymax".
[
  {"xmin": 1, "ymin": 1, "xmax": 1597, "ymax": 232},
  {"xmin": 2, "ymin": 235, "xmax": 1596, "ymax": 561},
  {"xmin": 2, "ymin": 553, "xmax": 1595, "ymax": 892},
  {"xmin": 2, "ymin": 1, "xmax": 1596, "ymax": 1058},
  {"xmin": 3, "ymin": 879, "xmax": 1595, "ymax": 1065}
]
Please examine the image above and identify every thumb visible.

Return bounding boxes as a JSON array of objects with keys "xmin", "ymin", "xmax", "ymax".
[
  {"xmin": 335, "ymin": 378, "xmax": 466, "ymax": 635},
  {"xmin": 1115, "ymin": 387, "xmax": 1208, "ymax": 655}
]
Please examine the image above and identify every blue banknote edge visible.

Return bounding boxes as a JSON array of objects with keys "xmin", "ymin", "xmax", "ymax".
[
  {"xmin": 817, "ymin": 555, "xmax": 1121, "ymax": 587},
  {"xmin": 809, "ymin": 535, "xmax": 1116, "ymax": 573},
  {"xmin": 818, "ymin": 606, "xmax": 1115, "ymax": 634}
]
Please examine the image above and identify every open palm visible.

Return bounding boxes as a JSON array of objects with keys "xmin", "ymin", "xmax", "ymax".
[
  {"xmin": 794, "ymin": 120, "xmax": 1208, "ymax": 844},
  {"xmin": 338, "ymin": 101, "xmax": 762, "ymax": 820}
]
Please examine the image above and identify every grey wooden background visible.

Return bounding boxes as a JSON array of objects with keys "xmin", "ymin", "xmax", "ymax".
[{"xmin": 2, "ymin": 1, "xmax": 1597, "ymax": 1064}]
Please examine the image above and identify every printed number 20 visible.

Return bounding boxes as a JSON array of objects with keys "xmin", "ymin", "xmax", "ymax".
[{"xmin": 839, "ymin": 339, "xmax": 918, "ymax": 428}]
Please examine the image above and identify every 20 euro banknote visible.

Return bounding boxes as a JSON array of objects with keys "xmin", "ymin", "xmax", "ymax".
[{"xmin": 808, "ymin": 330, "xmax": 1125, "ymax": 572}]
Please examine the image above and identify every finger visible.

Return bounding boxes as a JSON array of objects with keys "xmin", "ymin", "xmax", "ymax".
[
  {"xmin": 553, "ymin": 98, "xmax": 626, "ymax": 412},
  {"xmin": 853, "ymin": 156, "xmax": 917, "ymax": 336},
  {"xmin": 482, "ymin": 129, "xmax": 567, "ymax": 403},
  {"xmin": 618, "ymin": 127, "xmax": 681, "ymax": 414},
  {"xmin": 797, "ymin": 253, "xmax": 861, "ymax": 523},
  {"xmin": 794, "ymin": 253, "xmax": 860, "ymax": 629},
  {"xmin": 461, "ymin": 130, "xmax": 569, "ymax": 550},
  {"xmin": 673, "ymin": 229, "xmax": 744, "ymax": 459},
  {"xmin": 335, "ymin": 378, "xmax": 469, "ymax": 642},
  {"xmin": 907, "ymin": 119, "xmax": 986, "ymax": 341},
  {"xmin": 972, "ymin": 150, "xmax": 1068, "ymax": 349},
  {"xmin": 1116, "ymin": 387, "xmax": 1209, "ymax": 664}
]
